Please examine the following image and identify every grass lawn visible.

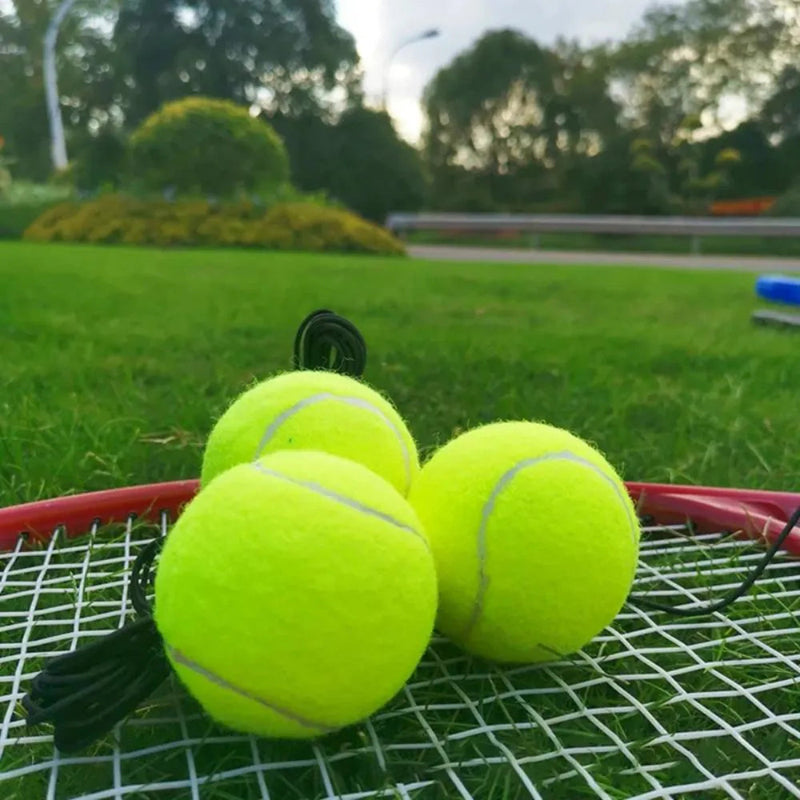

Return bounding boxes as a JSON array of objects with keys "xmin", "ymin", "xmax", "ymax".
[
  {"xmin": 0, "ymin": 241, "xmax": 796, "ymax": 504},
  {"xmin": 1, "ymin": 241, "xmax": 799, "ymax": 799}
]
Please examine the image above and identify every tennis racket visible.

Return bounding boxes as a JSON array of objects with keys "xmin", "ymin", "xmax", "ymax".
[{"xmin": 2, "ymin": 480, "xmax": 799, "ymax": 800}]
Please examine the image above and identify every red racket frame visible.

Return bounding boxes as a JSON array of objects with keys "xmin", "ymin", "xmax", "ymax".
[{"xmin": 1, "ymin": 480, "xmax": 799, "ymax": 556}]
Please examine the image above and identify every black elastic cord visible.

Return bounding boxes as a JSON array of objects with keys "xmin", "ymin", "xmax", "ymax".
[
  {"xmin": 130, "ymin": 537, "xmax": 163, "ymax": 617},
  {"xmin": 23, "ymin": 540, "xmax": 169, "ymax": 753},
  {"xmin": 23, "ymin": 311, "xmax": 368, "ymax": 752},
  {"xmin": 629, "ymin": 506, "xmax": 800, "ymax": 617},
  {"xmin": 293, "ymin": 309, "xmax": 367, "ymax": 377}
]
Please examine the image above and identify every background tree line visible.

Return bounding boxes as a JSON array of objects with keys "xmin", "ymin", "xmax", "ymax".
[
  {"xmin": 1, "ymin": 0, "xmax": 799, "ymax": 220},
  {"xmin": 424, "ymin": 0, "xmax": 800, "ymax": 214}
]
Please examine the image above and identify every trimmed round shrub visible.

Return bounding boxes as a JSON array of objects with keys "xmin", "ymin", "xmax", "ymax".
[
  {"xmin": 130, "ymin": 97, "xmax": 290, "ymax": 197},
  {"xmin": 24, "ymin": 195, "xmax": 405, "ymax": 255}
]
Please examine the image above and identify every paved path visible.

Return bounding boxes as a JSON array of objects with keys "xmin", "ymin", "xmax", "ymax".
[{"xmin": 408, "ymin": 245, "xmax": 800, "ymax": 272}]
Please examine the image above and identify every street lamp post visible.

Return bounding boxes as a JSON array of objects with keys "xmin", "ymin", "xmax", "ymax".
[
  {"xmin": 380, "ymin": 28, "xmax": 440, "ymax": 111},
  {"xmin": 44, "ymin": 0, "xmax": 79, "ymax": 172}
]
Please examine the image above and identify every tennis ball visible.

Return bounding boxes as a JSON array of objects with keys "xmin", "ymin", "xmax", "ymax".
[
  {"xmin": 409, "ymin": 422, "xmax": 640, "ymax": 664},
  {"xmin": 155, "ymin": 449, "xmax": 437, "ymax": 739},
  {"xmin": 201, "ymin": 371, "xmax": 418, "ymax": 495}
]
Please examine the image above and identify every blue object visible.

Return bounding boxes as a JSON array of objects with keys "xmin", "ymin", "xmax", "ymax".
[{"xmin": 756, "ymin": 275, "xmax": 800, "ymax": 307}]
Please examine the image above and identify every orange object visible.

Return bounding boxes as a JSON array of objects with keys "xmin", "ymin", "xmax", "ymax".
[{"xmin": 710, "ymin": 197, "xmax": 777, "ymax": 216}]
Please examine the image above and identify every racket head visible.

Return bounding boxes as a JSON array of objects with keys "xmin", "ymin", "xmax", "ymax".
[{"xmin": 1, "ymin": 482, "xmax": 799, "ymax": 799}]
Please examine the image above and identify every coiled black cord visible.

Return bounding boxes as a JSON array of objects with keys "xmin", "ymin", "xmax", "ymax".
[
  {"xmin": 293, "ymin": 309, "xmax": 367, "ymax": 376},
  {"xmin": 628, "ymin": 506, "xmax": 800, "ymax": 617},
  {"xmin": 23, "ymin": 309, "xmax": 368, "ymax": 752},
  {"xmin": 23, "ymin": 538, "xmax": 168, "ymax": 753}
]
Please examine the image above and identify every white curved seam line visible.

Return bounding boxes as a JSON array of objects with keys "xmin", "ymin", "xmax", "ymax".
[
  {"xmin": 251, "ymin": 463, "xmax": 428, "ymax": 547},
  {"xmin": 254, "ymin": 393, "xmax": 412, "ymax": 493},
  {"xmin": 461, "ymin": 451, "xmax": 639, "ymax": 641},
  {"xmin": 166, "ymin": 645, "xmax": 335, "ymax": 732}
]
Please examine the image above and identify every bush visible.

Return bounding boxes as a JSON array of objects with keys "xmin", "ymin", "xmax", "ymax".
[
  {"xmin": 770, "ymin": 184, "xmax": 800, "ymax": 217},
  {"xmin": 130, "ymin": 97, "xmax": 290, "ymax": 197},
  {"xmin": 69, "ymin": 128, "xmax": 129, "ymax": 192},
  {"xmin": 24, "ymin": 195, "xmax": 405, "ymax": 255}
]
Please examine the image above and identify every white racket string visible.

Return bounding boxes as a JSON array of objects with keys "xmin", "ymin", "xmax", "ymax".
[{"xmin": 1, "ymin": 513, "xmax": 799, "ymax": 799}]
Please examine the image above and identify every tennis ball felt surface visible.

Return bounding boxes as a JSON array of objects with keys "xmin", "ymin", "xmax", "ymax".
[
  {"xmin": 155, "ymin": 450, "xmax": 437, "ymax": 739},
  {"xmin": 201, "ymin": 370, "xmax": 419, "ymax": 495},
  {"xmin": 409, "ymin": 422, "xmax": 640, "ymax": 664}
]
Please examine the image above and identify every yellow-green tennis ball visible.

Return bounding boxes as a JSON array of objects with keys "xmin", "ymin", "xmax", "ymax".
[
  {"xmin": 201, "ymin": 371, "xmax": 418, "ymax": 495},
  {"xmin": 155, "ymin": 449, "xmax": 437, "ymax": 739},
  {"xmin": 409, "ymin": 421, "xmax": 639, "ymax": 664}
]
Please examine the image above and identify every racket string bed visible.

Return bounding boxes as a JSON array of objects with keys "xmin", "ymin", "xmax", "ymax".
[{"xmin": 2, "ymin": 512, "xmax": 800, "ymax": 799}]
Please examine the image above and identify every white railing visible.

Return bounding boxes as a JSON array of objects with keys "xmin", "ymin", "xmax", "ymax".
[{"xmin": 386, "ymin": 213, "xmax": 800, "ymax": 253}]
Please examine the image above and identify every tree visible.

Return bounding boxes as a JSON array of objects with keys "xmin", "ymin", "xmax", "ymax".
[
  {"xmin": 778, "ymin": 136, "xmax": 800, "ymax": 189},
  {"xmin": 69, "ymin": 126, "xmax": 128, "ymax": 190},
  {"xmin": 575, "ymin": 133, "xmax": 670, "ymax": 214},
  {"xmin": 0, "ymin": 137, "xmax": 12, "ymax": 196},
  {"xmin": 0, "ymin": 0, "xmax": 360, "ymax": 180},
  {"xmin": 271, "ymin": 108, "xmax": 426, "ymax": 222},
  {"xmin": 112, "ymin": 0, "xmax": 360, "ymax": 128},
  {"xmin": 699, "ymin": 121, "xmax": 790, "ymax": 198},
  {"xmin": 612, "ymin": 0, "xmax": 796, "ymax": 144},
  {"xmin": 762, "ymin": 67, "xmax": 800, "ymax": 141},
  {"xmin": 0, "ymin": 0, "xmax": 115, "ymax": 179},
  {"xmin": 419, "ymin": 4, "xmax": 799, "ymax": 214},
  {"xmin": 762, "ymin": 64, "xmax": 800, "ymax": 191},
  {"xmin": 422, "ymin": 29, "xmax": 620, "ymax": 211},
  {"xmin": 629, "ymin": 137, "xmax": 674, "ymax": 213},
  {"xmin": 424, "ymin": 30, "xmax": 559, "ymax": 177}
]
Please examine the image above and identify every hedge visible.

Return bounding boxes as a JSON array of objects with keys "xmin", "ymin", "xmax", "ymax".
[{"xmin": 23, "ymin": 195, "xmax": 405, "ymax": 255}]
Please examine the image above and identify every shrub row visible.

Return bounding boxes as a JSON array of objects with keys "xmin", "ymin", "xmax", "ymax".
[{"xmin": 24, "ymin": 196, "xmax": 405, "ymax": 255}]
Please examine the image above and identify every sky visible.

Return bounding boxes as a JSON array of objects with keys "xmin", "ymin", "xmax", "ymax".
[{"xmin": 336, "ymin": 0, "xmax": 675, "ymax": 142}]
